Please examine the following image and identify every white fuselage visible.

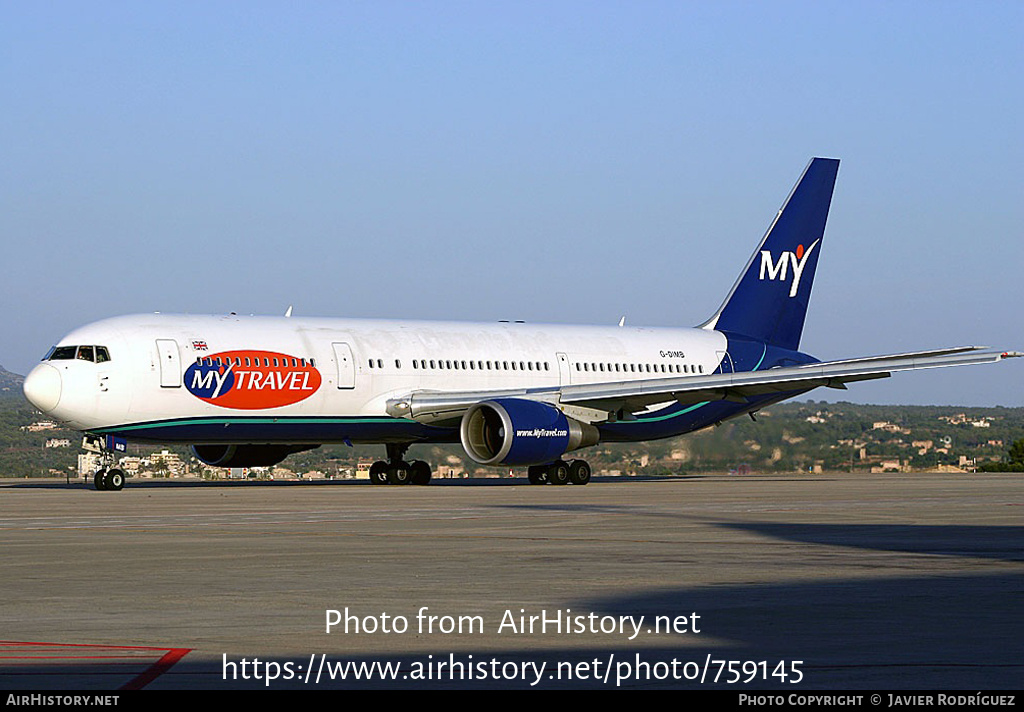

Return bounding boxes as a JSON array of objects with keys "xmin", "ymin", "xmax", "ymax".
[{"xmin": 31, "ymin": 313, "xmax": 728, "ymax": 437}]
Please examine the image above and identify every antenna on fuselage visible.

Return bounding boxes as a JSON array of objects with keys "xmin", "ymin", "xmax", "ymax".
[
  {"xmin": 285, "ymin": 306, "xmax": 293, "ymax": 318},
  {"xmin": 618, "ymin": 316, "xmax": 626, "ymax": 327}
]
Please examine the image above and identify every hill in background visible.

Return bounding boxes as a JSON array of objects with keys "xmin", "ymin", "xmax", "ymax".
[{"xmin": 0, "ymin": 365, "xmax": 24, "ymax": 397}]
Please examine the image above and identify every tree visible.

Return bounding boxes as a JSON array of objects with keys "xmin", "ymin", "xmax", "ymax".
[
  {"xmin": 1009, "ymin": 438, "xmax": 1024, "ymax": 465},
  {"xmin": 979, "ymin": 437, "xmax": 1024, "ymax": 472}
]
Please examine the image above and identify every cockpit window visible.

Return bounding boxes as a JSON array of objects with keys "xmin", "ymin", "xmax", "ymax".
[{"xmin": 47, "ymin": 345, "xmax": 111, "ymax": 363}]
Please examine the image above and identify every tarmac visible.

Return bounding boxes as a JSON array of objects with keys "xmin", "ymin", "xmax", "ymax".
[{"xmin": 0, "ymin": 472, "xmax": 1020, "ymax": 690}]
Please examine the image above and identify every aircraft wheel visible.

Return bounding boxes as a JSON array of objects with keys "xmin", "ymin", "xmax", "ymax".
[
  {"xmin": 548, "ymin": 460, "xmax": 570, "ymax": 486},
  {"xmin": 94, "ymin": 470, "xmax": 108, "ymax": 491},
  {"xmin": 568, "ymin": 460, "xmax": 591, "ymax": 486},
  {"xmin": 369, "ymin": 461, "xmax": 389, "ymax": 485},
  {"xmin": 409, "ymin": 460, "xmax": 432, "ymax": 485},
  {"xmin": 527, "ymin": 466, "xmax": 548, "ymax": 485},
  {"xmin": 387, "ymin": 461, "xmax": 411, "ymax": 485},
  {"xmin": 106, "ymin": 468, "xmax": 125, "ymax": 491}
]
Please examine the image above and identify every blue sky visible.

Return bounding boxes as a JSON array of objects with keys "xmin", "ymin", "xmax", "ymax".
[{"xmin": 2, "ymin": 1, "xmax": 1021, "ymax": 405}]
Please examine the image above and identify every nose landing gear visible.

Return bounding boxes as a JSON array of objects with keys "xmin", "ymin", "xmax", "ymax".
[
  {"xmin": 82, "ymin": 435, "xmax": 128, "ymax": 491},
  {"xmin": 93, "ymin": 467, "xmax": 125, "ymax": 491}
]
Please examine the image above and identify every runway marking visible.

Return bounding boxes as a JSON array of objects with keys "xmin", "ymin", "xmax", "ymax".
[{"xmin": 0, "ymin": 641, "xmax": 191, "ymax": 690}]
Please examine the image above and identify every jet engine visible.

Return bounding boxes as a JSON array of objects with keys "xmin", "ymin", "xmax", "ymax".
[
  {"xmin": 190, "ymin": 444, "xmax": 320, "ymax": 468},
  {"xmin": 459, "ymin": 398, "xmax": 599, "ymax": 466}
]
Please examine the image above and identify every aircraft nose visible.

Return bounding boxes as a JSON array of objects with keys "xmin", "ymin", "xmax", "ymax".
[{"xmin": 23, "ymin": 363, "xmax": 62, "ymax": 413}]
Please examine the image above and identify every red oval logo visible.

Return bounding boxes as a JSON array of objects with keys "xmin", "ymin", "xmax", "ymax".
[{"xmin": 184, "ymin": 350, "xmax": 322, "ymax": 409}]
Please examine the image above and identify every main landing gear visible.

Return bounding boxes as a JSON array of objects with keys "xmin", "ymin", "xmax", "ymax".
[
  {"xmin": 369, "ymin": 443, "xmax": 432, "ymax": 485},
  {"xmin": 527, "ymin": 459, "xmax": 592, "ymax": 486}
]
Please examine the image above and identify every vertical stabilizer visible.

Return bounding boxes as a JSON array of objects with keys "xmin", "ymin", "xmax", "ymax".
[{"xmin": 702, "ymin": 157, "xmax": 839, "ymax": 351}]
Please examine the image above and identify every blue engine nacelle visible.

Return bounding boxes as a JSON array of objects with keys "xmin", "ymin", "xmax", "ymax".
[{"xmin": 459, "ymin": 398, "xmax": 599, "ymax": 466}]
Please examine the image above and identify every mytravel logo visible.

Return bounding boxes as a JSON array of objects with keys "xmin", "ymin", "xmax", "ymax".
[
  {"xmin": 758, "ymin": 238, "xmax": 820, "ymax": 298},
  {"xmin": 184, "ymin": 350, "xmax": 322, "ymax": 409}
]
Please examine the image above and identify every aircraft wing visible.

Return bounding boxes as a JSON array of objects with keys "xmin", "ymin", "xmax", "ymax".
[{"xmin": 386, "ymin": 347, "xmax": 1021, "ymax": 425}]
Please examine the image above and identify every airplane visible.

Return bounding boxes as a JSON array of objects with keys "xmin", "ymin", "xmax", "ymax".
[{"xmin": 22, "ymin": 158, "xmax": 1020, "ymax": 491}]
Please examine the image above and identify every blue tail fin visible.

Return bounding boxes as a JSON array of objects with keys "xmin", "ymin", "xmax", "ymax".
[{"xmin": 702, "ymin": 157, "xmax": 839, "ymax": 351}]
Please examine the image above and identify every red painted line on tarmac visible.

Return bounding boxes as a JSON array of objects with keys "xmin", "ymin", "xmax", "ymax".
[
  {"xmin": 121, "ymin": 647, "xmax": 192, "ymax": 690},
  {"xmin": 0, "ymin": 641, "xmax": 193, "ymax": 689}
]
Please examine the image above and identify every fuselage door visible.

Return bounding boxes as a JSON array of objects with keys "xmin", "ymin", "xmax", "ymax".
[
  {"xmin": 156, "ymin": 339, "xmax": 181, "ymax": 388},
  {"xmin": 556, "ymin": 352, "xmax": 572, "ymax": 386},
  {"xmin": 332, "ymin": 342, "xmax": 356, "ymax": 389}
]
